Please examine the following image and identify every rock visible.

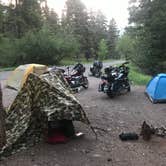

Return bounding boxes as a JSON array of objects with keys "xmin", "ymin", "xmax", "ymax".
[
  {"xmin": 107, "ymin": 158, "xmax": 112, "ymax": 162},
  {"xmin": 140, "ymin": 121, "xmax": 155, "ymax": 141},
  {"xmin": 31, "ymin": 158, "xmax": 35, "ymax": 162},
  {"xmin": 120, "ymin": 108, "xmax": 127, "ymax": 111},
  {"xmin": 73, "ymin": 148, "xmax": 77, "ymax": 152},
  {"xmin": 81, "ymin": 149, "xmax": 90, "ymax": 154},
  {"xmin": 93, "ymin": 154, "xmax": 101, "ymax": 158},
  {"xmin": 30, "ymin": 152, "xmax": 35, "ymax": 156}
]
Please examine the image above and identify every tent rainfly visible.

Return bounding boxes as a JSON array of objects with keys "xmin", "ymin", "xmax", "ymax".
[
  {"xmin": 6, "ymin": 64, "xmax": 48, "ymax": 91},
  {"xmin": 145, "ymin": 73, "xmax": 166, "ymax": 103}
]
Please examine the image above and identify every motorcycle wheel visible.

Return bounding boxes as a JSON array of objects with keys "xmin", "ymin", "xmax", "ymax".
[
  {"xmin": 106, "ymin": 84, "xmax": 116, "ymax": 98},
  {"xmin": 127, "ymin": 86, "xmax": 131, "ymax": 92},
  {"xmin": 106, "ymin": 91, "xmax": 114, "ymax": 98},
  {"xmin": 82, "ymin": 77, "xmax": 89, "ymax": 89},
  {"xmin": 126, "ymin": 82, "xmax": 131, "ymax": 92},
  {"xmin": 95, "ymin": 72, "xmax": 101, "ymax": 78}
]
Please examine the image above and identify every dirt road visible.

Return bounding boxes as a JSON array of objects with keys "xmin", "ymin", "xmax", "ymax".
[{"xmin": 0, "ymin": 63, "xmax": 166, "ymax": 166}]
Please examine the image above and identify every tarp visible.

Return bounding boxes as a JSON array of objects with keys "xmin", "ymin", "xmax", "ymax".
[
  {"xmin": 6, "ymin": 64, "xmax": 48, "ymax": 91},
  {"xmin": 0, "ymin": 71, "xmax": 90, "ymax": 156},
  {"xmin": 145, "ymin": 73, "xmax": 166, "ymax": 103}
]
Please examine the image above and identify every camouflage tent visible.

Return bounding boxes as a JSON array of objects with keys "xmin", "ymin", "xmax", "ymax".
[
  {"xmin": 0, "ymin": 84, "xmax": 6, "ymax": 149},
  {"xmin": 0, "ymin": 71, "xmax": 90, "ymax": 156}
]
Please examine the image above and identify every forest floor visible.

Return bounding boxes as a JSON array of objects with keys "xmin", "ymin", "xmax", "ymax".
[{"xmin": 0, "ymin": 64, "xmax": 166, "ymax": 166}]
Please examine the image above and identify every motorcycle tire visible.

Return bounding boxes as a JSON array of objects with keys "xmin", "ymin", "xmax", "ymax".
[
  {"xmin": 82, "ymin": 77, "xmax": 89, "ymax": 89},
  {"xmin": 126, "ymin": 82, "xmax": 131, "ymax": 92},
  {"xmin": 106, "ymin": 91, "xmax": 114, "ymax": 98},
  {"xmin": 96, "ymin": 71, "xmax": 102, "ymax": 78},
  {"xmin": 127, "ymin": 86, "xmax": 131, "ymax": 92}
]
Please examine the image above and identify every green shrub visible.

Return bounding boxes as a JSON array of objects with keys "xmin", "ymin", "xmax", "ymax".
[
  {"xmin": 0, "ymin": 35, "xmax": 17, "ymax": 66},
  {"xmin": 0, "ymin": 27, "xmax": 80, "ymax": 67},
  {"xmin": 129, "ymin": 65, "xmax": 151, "ymax": 85},
  {"xmin": 15, "ymin": 28, "xmax": 80, "ymax": 65}
]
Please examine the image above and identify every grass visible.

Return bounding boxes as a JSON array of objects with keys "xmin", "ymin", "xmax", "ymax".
[
  {"xmin": 129, "ymin": 65, "xmax": 151, "ymax": 85},
  {"xmin": 0, "ymin": 67, "xmax": 15, "ymax": 72}
]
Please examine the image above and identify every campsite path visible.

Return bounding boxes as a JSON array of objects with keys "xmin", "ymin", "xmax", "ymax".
[{"xmin": 0, "ymin": 61, "xmax": 166, "ymax": 166}]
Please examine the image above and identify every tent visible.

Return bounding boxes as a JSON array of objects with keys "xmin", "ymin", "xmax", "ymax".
[
  {"xmin": 145, "ymin": 73, "xmax": 166, "ymax": 103},
  {"xmin": 0, "ymin": 84, "xmax": 6, "ymax": 149},
  {"xmin": 6, "ymin": 64, "xmax": 48, "ymax": 90},
  {"xmin": 0, "ymin": 71, "xmax": 91, "ymax": 157}
]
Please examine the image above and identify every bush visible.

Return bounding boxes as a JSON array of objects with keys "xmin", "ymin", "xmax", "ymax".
[
  {"xmin": 0, "ymin": 27, "xmax": 80, "ymax": 67},
  {"xmin": 129, "ymin": 65, "xmax": 151, "ymax": 85},
  {"xmin": 15, "ymin": 27, "xmax": 80, "ymax": 65},
  {"xmin": 0, "ymin": 35, "xmax": 17, "ymax": 66}
]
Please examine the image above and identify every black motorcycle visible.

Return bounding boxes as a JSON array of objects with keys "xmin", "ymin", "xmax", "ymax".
[
  {"xmin": 90, "ymin": 61, "xmax": 103, "ymax": 77},
  {"xmin": 64, "ymin": 63, "xmax": 89, "ymax": 90},
  {"xmin": 98, "ymin": 62, "xmax": 130, "ymax": 97}
]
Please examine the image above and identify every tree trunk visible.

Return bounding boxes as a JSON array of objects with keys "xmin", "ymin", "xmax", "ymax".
[{"xmin": 0, "ymin": 83, "xmax": 6, "ymax": 149}]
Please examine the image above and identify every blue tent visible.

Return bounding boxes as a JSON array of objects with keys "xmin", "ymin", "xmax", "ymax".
[{"xmin": 145, "ymin": 73, "xmax": 166, "ymax": 103}]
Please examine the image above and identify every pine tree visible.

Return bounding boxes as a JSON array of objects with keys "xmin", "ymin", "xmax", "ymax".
[
  {"xmin": 128, "ymin": 0, "xmax": 166, "ymax": 75},
  {"xmin": 98, "ymin": 39, "xmax": 109, "ymax": 60},
  {"xmin": 107, "ymin": 18, "xmax": 119, "ymax": 58}
]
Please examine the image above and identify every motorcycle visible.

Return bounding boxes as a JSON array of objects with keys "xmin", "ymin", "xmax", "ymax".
[
  {"xmin": 64, "ymin": 63, "xmax": 89, "ymax": 91},
  {"xmin": 90, "ymin": 61, "xmax": 103, "ymax": 78},
  {"xmin": 98, "ymin": 62, "xmax": 130, "ymax": 97}
]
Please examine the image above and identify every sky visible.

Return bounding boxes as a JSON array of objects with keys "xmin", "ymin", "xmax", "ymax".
[{"xmin": 47, "ymin": 0, "xmax": 130, "ymax": 31}]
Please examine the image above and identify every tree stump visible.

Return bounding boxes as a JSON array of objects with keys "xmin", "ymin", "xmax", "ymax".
[{"xmin": 0, "ymin": 83, "xmax": 6, "ymax": 148}]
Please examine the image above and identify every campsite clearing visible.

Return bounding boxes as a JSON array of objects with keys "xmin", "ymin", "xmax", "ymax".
[{"xmin": 0, "ymin": 68, "xmax": 166, "ymax": 166}]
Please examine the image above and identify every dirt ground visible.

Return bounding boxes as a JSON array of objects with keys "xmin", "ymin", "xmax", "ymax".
[{"xmin": 0, "ymin": 69, "xmax": 166, "ymax": 166}]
